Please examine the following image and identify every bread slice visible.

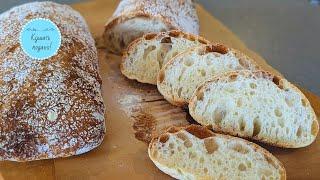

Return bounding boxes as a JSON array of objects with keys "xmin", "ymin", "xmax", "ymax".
[
  {"xmin": 149, "ymin": 125, "xmax": 286, "ymax": 180},
  {"xmin": 189, "ymin": 70, "xmax": 319, "ymax": 148},
  {"xmin": 121, "ymin": 30, "xmax": 210, "ymax": 85},
  {"xmin": 157, "ymin": 44, "xmax": 259, "ymax": 107},
  {"xmin": 103, "ymin": 0, "xmax": 199, "ymax": 54}
]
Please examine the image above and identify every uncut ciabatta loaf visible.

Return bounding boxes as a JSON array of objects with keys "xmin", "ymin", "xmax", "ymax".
[
  {"xmin": 157, "ymin": 44, "xmax": 259, "ymax": 107},
  {"xmin": 189, "ymin": 70, "xmax": 319, "ymax": 148},
  {"xmin": 0, "ymin": 2, "xmax": 105, "ymax": 161},
  {"xmin": 149, "ymin": 125, "xmax": 286, "ymax": 180},
  {"xmin": 121, "ymin": 30, "xmax": 210, "ymax": 85},
  {"xmin": 103, "ymin": 0, "xmax": 199, "ymax": 54}
]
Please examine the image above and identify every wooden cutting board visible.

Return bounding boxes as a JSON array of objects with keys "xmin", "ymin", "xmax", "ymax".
[{"xmin": 0, "ymin": 0, "xmax": 319, "ymax": 179}]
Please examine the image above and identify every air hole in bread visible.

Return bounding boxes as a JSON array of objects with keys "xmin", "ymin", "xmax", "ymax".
[
  {"xmin": 311, "ymin": 120, "xmax": 318, "ymax": 136},
  {"xmin": 177, "ymin": 168, "xmax": 183, "ymax": 174},
  {"xmin": 169, "ymin": 143, "xmax": 175, "ymax": 149},
  {"xmin": 184, "ymin": 139, "xmax": 193, "ymax": 148},
  {"xmin": 214, "ymin": 108, "xmax": 226, "ymax": 125},
  {"xmin": 274, "ymin": 108, "xmax": 282, "ymax": 117},
  {"xmin": 250, "ymin": 91, "xmax": 255, "ymax": 95},
  {"xmin": 120, "ymin": 38, "xmax": 125, "ymax": 49},
  {"xmin": 144, "ymin": 33, "xmax": 157, "ymax": 40},
  {"xmin": 160, "ymin": 37, "xmax": 172, "ymax": 44},
  {"xmin": 158, "ymin": 44, "xmax": 173, "ymax": 66},
  {"xmin": 185, "ymin": 125, "xmax": 214, "ymax": 139},
  {"xmin": 184, "ymin": 59, "xmax": 194, "ymax": 66},
  {"xmin": 197, "ymin": 91, "xmax": 204, "ymax": 101},
  {"xmin": 159, "ymin": 134, "xmax": 169, "ymax": 143},
  {"xmin": 278, "ymin": 119, "xmax": 285, "ymax": 128},
  {"xmin": 143, "ymin": 46, "xmax": 156, "ymax": 59},
  {"xmin": 237, "ymin": 99, "xmax": 243, "ymax": 107},
  {"xmin": 204, "ymin": 138, "xmax": 219, "ymax": 154},
  {"xmin": 231, "ymin": 143, "xmax": 249, "ymax": 154},
  {"xmin": 188, "ymin": 152, "xmax": 196, "ymax": 159},
  {"xmin": 239, "ymin": 118, "xmax": 246, "ymax": 131},
  {"xmin": 250, "ymin": 83, "xmax": 257, "ymax": 89},
  {"xmin": 198, "ymin": 69, "xmax": 206, "ymax": 77},
  {"xmin": 238, "ymin": 163, "xmax": 247, "ymax": 171},
  {"xmin": 204, "ymin": 168, "xmax": 208, "ymax": 174},
  {"xmin": 177, "ymin": 87, "xmax": 182, "ymax": 97},
  {"xmin": 253, "ymin": 117, "xmax": 261, "ymax": 137},
  {"xmin": 272, "ymin": 76, "xmax": 284, "ymax": 89},
  {"xmin": 246, "ymin": 161, "xmax": 252, "ymax": 168},
  {"xmin": 177, "ymin": 132, "xmax": 188, "ymax": 141},
  {"xmin": 158, "ymin": 72, "xmax": 165, "ymax": 83},
  {"xmin": 301, "ymin": 99, "xmax": 308, "ymax": 107},
  {"xmin": 285, "ymin": 97, "xmax": 294, "ymax": 107},
  {"xmin": 229, "ymin": 74, "xmax": 238, "ymax": 81},
  {"xmin": 296, "ymin": 126, "xmax": 302, "ymax": 137},
  {"xmin": 199, "ymin": 157, "xmax": 204, "ymax": 164}
]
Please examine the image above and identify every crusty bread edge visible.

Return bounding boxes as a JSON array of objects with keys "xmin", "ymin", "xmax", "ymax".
[
  {"xmin": 120, "ymin": 30, "xmax": 210, "ymax": 85},
  {"xmin": 188, "ymin": 70, "xmax": 319, "ymax": 148},
  {"xmin": 148, "ymin": 125, "xmax": 286, "ymax": 180},
  {"xmin": 157, "ymin": 44, "xmax": 261, "ymax": 107},
  {"xmin": 103, "ymin": 12, "xmax": 176, "ymax": 55}
]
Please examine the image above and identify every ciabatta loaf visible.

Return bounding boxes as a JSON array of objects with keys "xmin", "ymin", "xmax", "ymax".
[
  {"xmin": 149, "ymin": 125, "xmax": 286, "ymax": 180},
  {"xmin": 103, "ymin": 0, "xmax": 199, "ymax": 54},
  {"xmin": 0, "ymin": 2, "xmax": 105, "ymax": 161},
  {"xmin": 121, "ymin": 30, "xmax": 210, "ymax": 85},
  {"xmin": 189, "ymin": 70, "xmax": 319, "ymax": 148},
  {"xmin": 157, "ymin": 44, "xmax": 259, "ymax": 107}
]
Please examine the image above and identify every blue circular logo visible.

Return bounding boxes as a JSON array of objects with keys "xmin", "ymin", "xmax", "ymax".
[{"xmin": 20, "ymin": 18, "xmax": 61, "ymax": 60}]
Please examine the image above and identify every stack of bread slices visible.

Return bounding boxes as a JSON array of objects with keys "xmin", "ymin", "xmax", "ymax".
[{"xmin": 120, "ymin": 30, "xmax": 319, "ymax": 180}]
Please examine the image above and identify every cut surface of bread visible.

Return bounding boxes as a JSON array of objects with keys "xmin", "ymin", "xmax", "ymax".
[
  {"xmin": 104, "ymin": 0, "xmax": 199, "ymax": 54},
  {"xmin": 189, "ymin": 70, "xmax": 319, "ymax": 148},
  {"xmin": 157, "ymin": 44, "xmax": 259, "ymax": 107},
  {"xmin": 149, "ymin": 125, "xmax": 286, "ymax": 180},
  {"xmin": 121, "ymin": 30, "xmax": 210, "ymax": 85}
]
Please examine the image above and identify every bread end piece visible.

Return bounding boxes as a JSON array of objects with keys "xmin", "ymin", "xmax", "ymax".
[{"xmin": 149, "ymin": 125, "xmax": 286, "ymax": 180}]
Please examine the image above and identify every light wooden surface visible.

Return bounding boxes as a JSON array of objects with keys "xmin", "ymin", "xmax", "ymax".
[{"xmin": 0, "ymin": 0, "xmax": 319, "ymax": 179}]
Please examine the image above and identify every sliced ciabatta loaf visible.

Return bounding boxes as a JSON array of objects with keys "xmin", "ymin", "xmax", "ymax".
[
  {"xmin": 157, "ymin": 44, "xmax": 259, "ymax": 107},
  {"xmin": 149, "ymin": 125, "xmax": 286, "ymax": 180},
  {"xmin": 121, "ymin": 30, "xmax": 210, "ymax": 85},
  {"xmin": 103, "ymin": 0, "xmax": 199, "ymax": 54},
  {"xmin": 189, "ymin": 70, "xmax": 319, "ymax": 148}
]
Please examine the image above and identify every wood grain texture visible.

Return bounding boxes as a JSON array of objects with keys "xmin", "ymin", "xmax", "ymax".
[{"xmin": 0, "ymin": 0, "xmax": 319, "ymax": 179}]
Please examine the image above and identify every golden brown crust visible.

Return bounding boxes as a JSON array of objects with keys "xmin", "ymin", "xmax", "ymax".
[
  {"xmin": 0, "ymin": 2, "xmax": 105, "ymax": 161},
  {"xmin": 189, "ymin": 70, "xmax": 319, "ymax": 148}
]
